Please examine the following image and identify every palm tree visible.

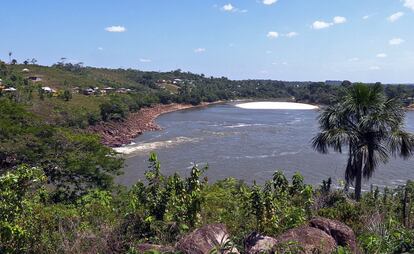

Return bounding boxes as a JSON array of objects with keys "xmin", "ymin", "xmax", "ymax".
[{"xmin": 312, "ymin": 83, "xmax": 414, "ymax": 200}]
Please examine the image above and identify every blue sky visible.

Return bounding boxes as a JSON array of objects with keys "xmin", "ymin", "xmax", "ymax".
[{"xmin": 1, "ymin": 0, "xmax": 414, "ymax": 83}]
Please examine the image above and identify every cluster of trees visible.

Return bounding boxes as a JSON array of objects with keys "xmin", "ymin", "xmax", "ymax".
[
  {"xmin": 4, "ymin": 60, "xmax": 414, "ymax": 252},
  {"xmin": 3, "ymin": 59, "xmax": 414, "ymax": 130},
  {"xmin": 0, "ymin": 98, "xmax": 123, "ymax": 202},
  {"xmin": 313, "ymin": 83, "xmax": 414, "ymax": 201},
  {"xmin": 2, "ymin": 152, "xmax": 414, "ymax": 253}
]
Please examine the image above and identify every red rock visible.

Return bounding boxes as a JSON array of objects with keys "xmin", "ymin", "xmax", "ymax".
[
  {"xmin": 88, "ymin": 103, "xmax": 214, "ymax": 147},
  {"xmin": 273, "ymin": 226, "xmax": 336, "ymax": 254},
  {"xmin": 309, "ymin": 217, "xmax": 359, "ymax": 253}
]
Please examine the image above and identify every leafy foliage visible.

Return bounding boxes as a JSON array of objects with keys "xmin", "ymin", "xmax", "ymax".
[{"xmin": 313, "ymin": 83, "xmax": 414, "ymax": 200}]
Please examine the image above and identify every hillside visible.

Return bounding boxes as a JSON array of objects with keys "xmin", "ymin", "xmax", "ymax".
[{"xmin": 2, "ymin": 62, "xmax": 414, "ymax": 131}]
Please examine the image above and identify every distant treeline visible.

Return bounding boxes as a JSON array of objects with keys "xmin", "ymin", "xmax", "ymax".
[{"xmin": 2, "ymin": 60, "xmax": 414, "ymax": 128}]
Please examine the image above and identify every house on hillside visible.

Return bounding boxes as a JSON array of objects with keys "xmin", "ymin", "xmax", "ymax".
[
  {"xmin": 22, "ymin": 68, "xmax": 30, "ymax": 72},
  {"xmin": 102, "ymin": 87, "xmax": 115, "ymax": 94},
  {"xmin": 82, "ymin": 88, "xmax": 95, "ymax": 95},
  {"xmin": 41, "ymin": 86, "xmax": 57, "ymax": 94},
  {"xmin": 3, "ymin": 87, "xmax": 17, "ymax": 93},
  {"xmin": 72, "ymin": 87, "xmax": 80, "ymax": 94},
  {"xmin": 116, "ymin": 88, "xmax": 132, "ymax": 94},
  {"xmin": 28, "ymin": 76, "xmax": 42, "ymax": 82}
]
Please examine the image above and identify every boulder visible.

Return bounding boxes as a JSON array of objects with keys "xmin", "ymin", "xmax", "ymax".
[
  {"xmin": 135, "ymin": 243, "xmax": 176, "ymax": 253},
  {"xmin": 273, "ymin": 226, "xmax": 337, "ymax": 254},
  {"xmin": 176, "ymin": 223, "xmax": 239, "ymax": 254},
  {"xmin": 309, "ymin": 217, "xmax": 358, "ymax": 253},
  {"xmin": 244, "ymin": 232, "xmax": 278, "ymax": 254}
]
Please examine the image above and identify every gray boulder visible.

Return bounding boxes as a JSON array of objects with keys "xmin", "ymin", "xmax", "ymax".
[
  {"xmin": 176, "ymin": 223, "xmax": 239, "ymax": 254},
  {"xmin": 309, "ymin": 217, "xmax": 358, "ymax": 253},
  {"xmin": 244, "ymin": 232, "xmax": 278, "ymax": 254}
]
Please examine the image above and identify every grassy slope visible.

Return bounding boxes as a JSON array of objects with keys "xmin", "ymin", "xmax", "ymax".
[{"xmin": 10, "ymin": 64, "xmax": 144, "ymax": 89}]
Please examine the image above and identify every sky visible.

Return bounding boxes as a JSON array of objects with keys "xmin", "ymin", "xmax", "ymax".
[{"xmin": 1, "ymin": 0, "xmax": 414, "ymax": 83}]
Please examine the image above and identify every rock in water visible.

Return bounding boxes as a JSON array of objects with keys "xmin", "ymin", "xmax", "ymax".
[
  {"xmin": 176, "ymin": 223, "xmax": 239, "ymax": 254},
  {"xmin": 244, "ymin": 232, "xmax": 278, "ymax": 254},
  {"xmin": 309, "ymin": 217, "xmax": 358, "ymax": 253},
  {"xmin": 273, "ymin": 226, "xmax": 337, "ymax": 254}
]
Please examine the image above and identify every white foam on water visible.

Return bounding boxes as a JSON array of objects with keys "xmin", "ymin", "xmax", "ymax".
[
  {"xmin": 225, "ymin": 123, "xmax": 269, "ymax": 128},
  {"xmin": 114, "ymin": 136, "xmax": 201, "ymax": 155},
  {"xmin": 235, "ymin": 101, "xmax": 318, "ymax": 110}
]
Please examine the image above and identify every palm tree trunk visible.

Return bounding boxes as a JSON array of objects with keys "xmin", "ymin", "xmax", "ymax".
[
  {"xmin": 355, "ymin": 156, "xmax": 363, "ymax": 201},
  {"xmin": 355, "ymin": 168, "xmax": 362, "ymax": 201}
]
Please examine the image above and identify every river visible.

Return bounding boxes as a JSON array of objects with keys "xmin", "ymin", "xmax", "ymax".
[{"xmin": 117, "ymin": 102, "xmax": 414, "ymax": 190}]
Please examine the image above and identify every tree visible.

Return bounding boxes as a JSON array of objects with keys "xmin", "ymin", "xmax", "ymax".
[
  {"xmin": 61, "ymin": 89, "xmax": 72, "ymax": 101},
  {"xmin": 0, "ymin": 99, "xmax": 123, "ymax": 201},
  {"xmin": 312, "ymin": 83, "xmax": 414, "ymax": 200},
  {"xmin": 30, "ymin": 58, "xmax": 37, "ymax": 65},
  {"xmin": 8, "ymin": 52, "xmax": 12, "ymax": 64}
]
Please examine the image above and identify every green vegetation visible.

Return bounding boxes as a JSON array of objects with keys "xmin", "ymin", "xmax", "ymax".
[
  {"xmin": 2, "ymin": 155, "xmax": 414, "ymax": 253},
  {"xmin": 3, "ymin": 61, "xmax": 414, "ymax": 253},
  {"xmin": 313, "ymin": 83, "xmax": 414, "ymax": 200},
  {"xmin": 2, "ymin": 61, "xmax": 414, "ymax": 130}
]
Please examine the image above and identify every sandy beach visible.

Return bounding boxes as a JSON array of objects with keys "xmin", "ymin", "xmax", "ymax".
[{"xmin": 235, "ymin": 101, "xmax": 319, "ymax": 110}]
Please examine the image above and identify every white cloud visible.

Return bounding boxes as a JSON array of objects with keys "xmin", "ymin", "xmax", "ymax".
[
  {"xmin": 222, "ymin": 3, "xmax": 235, "ymax": 12},
  {"xmin": 312, "ymin": 16, "xmax": 347, "ymax": 30},
  {"xmin": 285, "ymin": 32, "xmax": 299, "ymax": 38},
  {"xmin": 266, "ymin": 50, "xmax": 272, "ymax": 54},
  {"xmin": 139, "ymin": 58, "xmax": 151, "ymax": 63},
  {"xmin": 267, "ymin": 31, "xmax": 279, "ymax": 38},
  {"xmin": 348, "ymin": 57, "xmax": 360, "ymax": 62},
  {"xmin": 387, "ymin": 12, "xmax": 404, "ymax": 22},
  {"xmin": 333, "ymin": 16, "xmax": 347, "ymax": 24},
  {"xmin": 403, "ymin": 0, "xmax": 414, "ymax": 11},
  {"xmin": 97, "ymin": 47, "xmax": 104, "ymax": 51},
  {"xmin": 263, "ymin": 0, "xmax": 278, "ymax": 5},
  {"xmin": 376, "ymin": 53, "xmax": 387, "ymax": 58},
  {"xmin": 105, "ymin": 25, "xmax": 126, "ymax": 32},
  {"xmin": 312, "ymin": 21, "xmax": 333, "ymax": 30},
  {"xmin": 370, "ymin": 66, "xmax": 381, "ymax": 70},
  {"xmin": 389, "ymin": 38, "xmax": 405, "ymax": 45},
  {"xmin": 194, "ymin": 48, "xmax": 206, "ymax": 53},
  {"xmin": 363, "ymin": 13, "xmax": 377, "ymax": 20},
  {"xmin": 221, "ymin": 3, "xmax": 247, "ymax": 13}
]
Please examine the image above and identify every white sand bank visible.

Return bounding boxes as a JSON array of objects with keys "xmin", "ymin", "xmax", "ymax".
[{"xmin": 235, "ymin": 101, "xmax": 318, "ymax": 110}]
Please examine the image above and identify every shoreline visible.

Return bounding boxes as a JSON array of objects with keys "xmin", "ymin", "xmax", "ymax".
[{"xmin": 88, "ymin": 101, "xmax": 222, "ymax": 147}]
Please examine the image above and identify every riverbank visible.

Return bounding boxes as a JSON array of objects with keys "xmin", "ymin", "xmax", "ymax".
[{"xmin": 88, "ymin": 102, "xmax": 220, "ymax": 147}]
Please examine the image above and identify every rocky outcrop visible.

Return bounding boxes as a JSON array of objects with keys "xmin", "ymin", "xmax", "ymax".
[
  {"xmin": 176, "ymin": 223, "xmax": 239, "ymax": 254},
  {"xmin": 135, "ymin": 243, "xmax": 176, "ymax": 253},
  {"xmin": 309, "ymin": 217, "xmax": 358, "ymax": 253},
  {"xmin": 273, "ymin": 226, "xmax": 337, "ymax": 254},
  {"xmin": 244, "ymin": 232, "xmax": 278, "ymax": 254},
  {"xmin": 89, "ymin": 103, "xmax": 218, "ymax": 147},
  {"xmin": 88, "ymin": 104, "xmax": 196, "ymax": 147}
]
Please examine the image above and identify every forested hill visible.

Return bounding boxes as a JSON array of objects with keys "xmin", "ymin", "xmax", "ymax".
[{"xmin": 2, "ymin": 61, "xmax": 414, "ymax": 129}]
